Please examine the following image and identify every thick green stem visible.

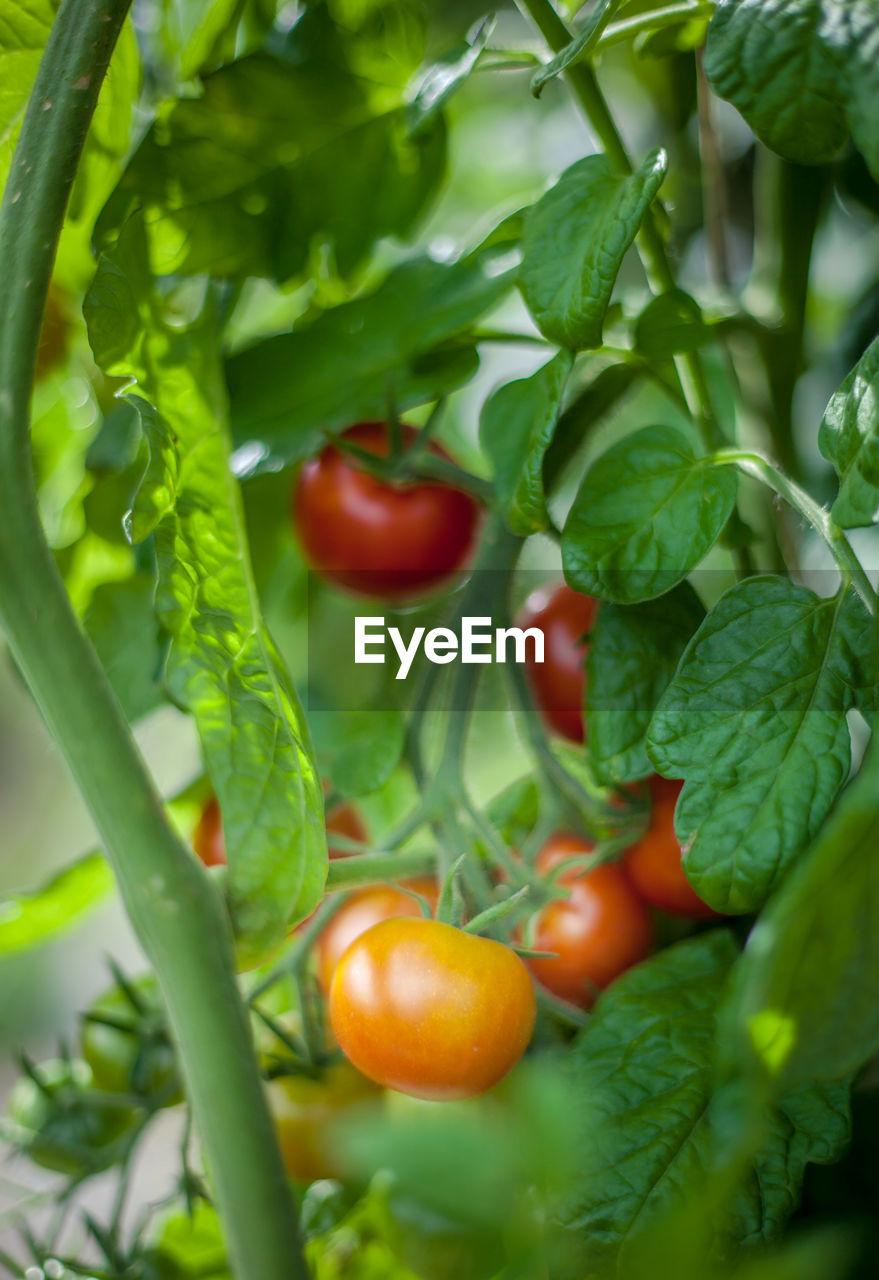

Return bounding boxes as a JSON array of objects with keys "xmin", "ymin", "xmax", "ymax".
[
  {"xmin": 325, "ymin": 848, "xmax": 437, "ymax": 890},
  {"xmin": 0, "ymin": 3, "xmax": 306, "ymax": 1277},
  {"xmin": 714, "ymin": 451, "xmax": 878, "ymax": 613}
]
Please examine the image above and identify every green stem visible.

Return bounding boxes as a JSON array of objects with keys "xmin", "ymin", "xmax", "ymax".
[
  {"xmin": 0, "ymin": 3, "xmax": 306, "ymax": 1277},
  {"xmin": 749, "ymin": 154, "xmax": 829, "ymax": 483},
  {"xmin": 325, "ymin": 848, "xmax": 437, "ymax": 890},
  {"xmin": 714, "ymin": 450, "xmax": 878, "ymax": 612},
  {"xmin": 597, "ymin": 2, "xmax": 715, "ymax": 52}
]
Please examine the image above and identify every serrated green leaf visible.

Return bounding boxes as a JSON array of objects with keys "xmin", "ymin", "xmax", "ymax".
[
  {"xmin": 647, "ymin": 579, "xmax": 870, "ymax": 913},
  {"xmin": 310, "ymin": 710, "xmax": 405, "ymax": 798},
  {"xmin": 98, "ymin": 24, "xmax": 445, "ymax": 281},
  {"xmin": 84, "ymin": 573, "xmax": 166, "ymax": 725},
  {"xmin": 479, "ymin": 350, "xmax": 574, "ymax": 535},
  {"xmin": 227, "ymin": 245, "xmax": 516, "ymax": 468},
  {"xmin": 633, "ymin": 289, "xmax": 711, "ymax": 358},
  {"xmin": 84, "ymin": 217, "xmax": 326, "ymax": 967},
  {"xmin": 0, "ymin": 854, "xmax": 114, "ymax": 955},
  {"xmin": 558, "ymin": 932, "xmax": 851, "ymax": 1275},
  {"xmin": 818, "ymin": 335, "xmax": 879, "ymax": 528},
  {"xmin": 586, "ymin": 582, "xmax": 706, "ymax": 784},
  {"xmin": 705, "ymin": 0, "xmax": 879, "ymax": 177},
  {"xmin": 729, "ymin": 728, "xmax": 879, "ymax": 1093},
  {"xmin": 561, "ymin": 425, "xmax": 737, "ymax": 603},
  {"xmin": 520, "ymin": 149, "xmax": 667, "ymax": 350}
]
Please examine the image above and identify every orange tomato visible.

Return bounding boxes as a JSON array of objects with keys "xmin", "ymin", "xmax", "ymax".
[
  {"xmin": 316, "ymin": 878, "xmax": 438, "ymax": 993},
  {"xmin": 329, "ymin": 918, "xmax": 536, "ymax": 1100},
  {"xmin": 266, "ymin": 1060, "xmax": 380, "ymax": 1183}
]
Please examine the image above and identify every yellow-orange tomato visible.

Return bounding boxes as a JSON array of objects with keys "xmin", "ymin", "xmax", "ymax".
[
  {"xmin": 316, "ymin": 878, "xmax": 438, "ymax": 993},
  {"xmin": 266, "ymin": 1060, "xmax": 380, "ymax": 1183},
  {"xmin": 329, "ymin": 918, "xmax": 536, "ymax": 1101},
  {"xmin": 622, "ymin": 776, "xmax": 717, "ymax": 919},
  {"xmin": 526, "ymin": 832, "xmax": 652, "ymax": 1009},
  {"xmin": 192, "ymin": 794, "xmax": 367, "ymax": 868}
]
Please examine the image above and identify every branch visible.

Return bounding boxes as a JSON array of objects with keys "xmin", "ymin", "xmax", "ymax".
[{"xmin": 0, "ymin": 2, "xmax": 307, "ymax": 1276}]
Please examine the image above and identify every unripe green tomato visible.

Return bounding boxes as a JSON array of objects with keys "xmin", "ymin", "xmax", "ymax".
[
  {"xmin": 81, "ymin": 974, "xmax": 182, "ymax": 1106},
  {"xmin": 7, "ymin": 1058, "xmax": 138, "ymax": 1178}
]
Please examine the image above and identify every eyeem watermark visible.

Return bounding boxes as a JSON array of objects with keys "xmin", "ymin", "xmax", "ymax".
[{"xmin": 355, "ymin": 616, "xmax": 545, "ymax": 680}]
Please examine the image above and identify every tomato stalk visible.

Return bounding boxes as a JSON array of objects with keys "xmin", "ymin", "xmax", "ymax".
[
  {"xmin": 0, "ymin": 3, "xmax": 307, "ymax": 1277},
  {"xmin": 712, "ymin": 450, "xmax": 878, "ymax": 613}
]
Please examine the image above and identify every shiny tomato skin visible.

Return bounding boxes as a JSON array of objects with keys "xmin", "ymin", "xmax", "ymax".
[
  {"xmin": 517, "ymin": 583, "xmax": 598, "ymax": 742},
  {"xmin": 192, "ymin": 795, "xmax": 367, "ymax": 868},
  {"xmin": 292, "ymin": 422, "xmax": 481, "ymax": 600},
  {"xmin": 329, "ymin": 918, "xmax": 536, "ymax": 1100},
  {"xmin": 317, "ymin": 878, "xmax": 438, "ymax": 993},
  {"xmin": 622, "ymin": 776, "xmax": 716, "ymax": 919},
  {"xmin": 266, "ymin": 1060, "xmax": 381, "ymax": 1183},
  {"xmin": 526, "ymin": 834, "xmax": 652, "ymax": 1008}
]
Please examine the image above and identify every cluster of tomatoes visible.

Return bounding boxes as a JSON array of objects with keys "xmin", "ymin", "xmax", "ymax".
[{"xmin": 195, "ymin": 421, "xmax": 713, "ymax": 1163}]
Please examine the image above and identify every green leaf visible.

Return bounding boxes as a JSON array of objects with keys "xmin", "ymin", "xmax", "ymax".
[
  {"xmin": 520, "ymin": 149, "xmax": 667, "ymax": 350},
  {"xmin": 0, "ymin": 854, "xmax": 114, "ymax": 955},
  {"xmin": 479, "ymin": 350, "xmax": 574, "ymax": 535},
  {"xmin": 407, "ymin": 15, "xmax": 494, "ymax": 135},
  {"xmin": 586, "ymin": 582, "xmax": 706, "ymax": 784},
  {"xmin": 99, "ymin": 27, "xmax": 445, "ymax": 281},
  {"xmin": 558, "ymin": 932, "xmax": 851, "ymax": 1275},
  {"xmin": 544, "ymin": 362, "xmax": 642, "ymax": 486},
  {"xmin": 633, "ymin": 289, "xmax": 711, "ymax": 358},
  {"xmin": 704, "ymin": 0, "xmax": 879, "ymax": 177},
  {"xmin": 561, "ymin": 425, "xmax": 737, "ymax": 603},
  {"xmin": 530, "ymin": 0, "xmax": 627, "ymax": 97},
  {"xmin": 84, "ymin": 573, "xmax": 166, "ymax": 725},
  {"xmin": 647, "ymin": 579, "xmax": 869, "ymax": 913},
  {"xmin": 84, "ymin": 217, "xmax": 327, "ymax": 967},
  {"xmin": 818, "ymin": 335, "xmax": 879, "ymax": 528},
  {"xmin": 227, "ymin": 244, "xmax": 516, "ymax": 469},
  {"xmin": 729, "ymin": 729, "xmax": 879, "ymax": 1093},
  {"xmin": 310, "ymin": 710, "xmax": 405, "ymax": 798}
]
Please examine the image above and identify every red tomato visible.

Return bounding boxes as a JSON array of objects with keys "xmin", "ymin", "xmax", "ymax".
[
  {"xmin": 329, "ymin": 918, "xmax": 536, "ymax": 1100},
  {"xmin": 292, "ymin": 422, "xmax": 481, "ymax": 599},
  {"xmin": 517, "ymin": 583, "xmax": 598, "ymax": 742},
  {"xmin": 622, "ymin": 776, "xmax": 716, "ymax": 919},
  {"xmin": 192, "ymin": 795, "xmax": 367, "ymax": 868},
  {"xmin": 316, "ymin": 878, "xmax": 438, "ymax": 993},
  {"xmin": 525, "ymin": 832, "xmax": 652, "ymax": 1008}
]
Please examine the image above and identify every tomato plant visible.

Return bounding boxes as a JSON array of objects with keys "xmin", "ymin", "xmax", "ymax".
[
  {"xmin": 293, "ymin": 422, "xmax": 482, "ymax": 599},
  {"xmin": 329, "ymin": 918, "xmax": 537, "ymax": 1100},
  {"xmin": 1, "ymin": 0, "xmax": 879, "ymax": 1278}
]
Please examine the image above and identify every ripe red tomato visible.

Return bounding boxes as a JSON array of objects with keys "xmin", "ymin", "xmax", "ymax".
[
  {"xmin": 266, "ymin": 1060, "xmax": 381, "ymax": 1183},
  {"xmin": 192, "ymin": 794, "xmax": 367, "ymax": 869},
  {"xmin": 292, "ymin": 421, "xmax": 481, "ymax": 599},
  {"xmin": 517, "ymin": 582, "xmax": 597, "ymax": 742},
  {"xmin": 329, "ymin": 918, "xmax": 536, "ymax": 1100},
  {"xmin": 525, "ymin": 832, "xmax": 652, "ymax": 1008},
  {"xmin": 622, "ymin": 776, "xmax": 716, "ymax": 919},
  {"xmin": 316, "ymin": 878, "xmax": 438, "ymax": 993}
]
